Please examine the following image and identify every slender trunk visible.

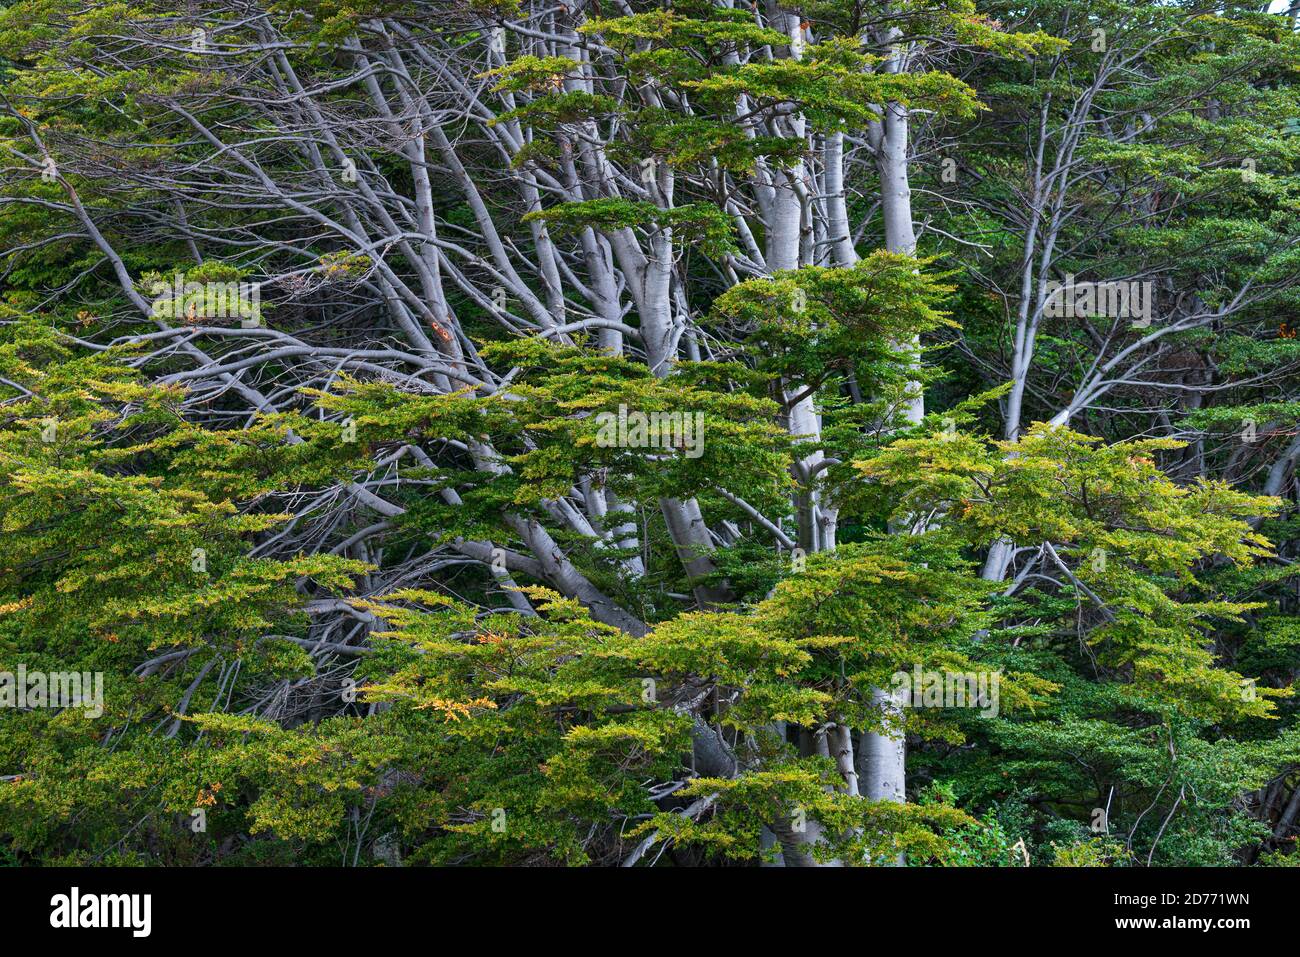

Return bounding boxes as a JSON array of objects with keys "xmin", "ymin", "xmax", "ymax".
[{"xmin": 861, "ymin": 80, "xmax": 917, "ymax": 820}]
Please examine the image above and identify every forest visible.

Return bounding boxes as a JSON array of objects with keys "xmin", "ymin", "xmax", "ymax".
[{"xmin": 1, "ymin": 0, "xmax": 1299, "ymax": 869}]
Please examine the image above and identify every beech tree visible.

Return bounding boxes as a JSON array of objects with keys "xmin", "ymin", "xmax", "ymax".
[{"xmin": 1, "ymin": 0, "xmax": 1299, "ymax": 867}]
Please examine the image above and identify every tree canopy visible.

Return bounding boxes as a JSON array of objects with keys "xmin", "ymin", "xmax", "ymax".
[{"xmin": 2, "ymin": 0, "xmax": 1300, "ymax": 868}]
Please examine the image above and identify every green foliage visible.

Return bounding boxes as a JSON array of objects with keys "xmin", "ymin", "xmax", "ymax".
[
  {"xmin": 2, "ymin": 0, "xmax": 1298, "ymax": 871},
  {"xmin": 522, "ymin": 199, "xmax": 738, "ymax": 257}
]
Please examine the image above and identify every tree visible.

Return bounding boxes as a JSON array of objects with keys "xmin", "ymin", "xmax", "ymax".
[{"xmin": 0, "ymin": 0, "xmax": 1297, "ymax": 867}]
